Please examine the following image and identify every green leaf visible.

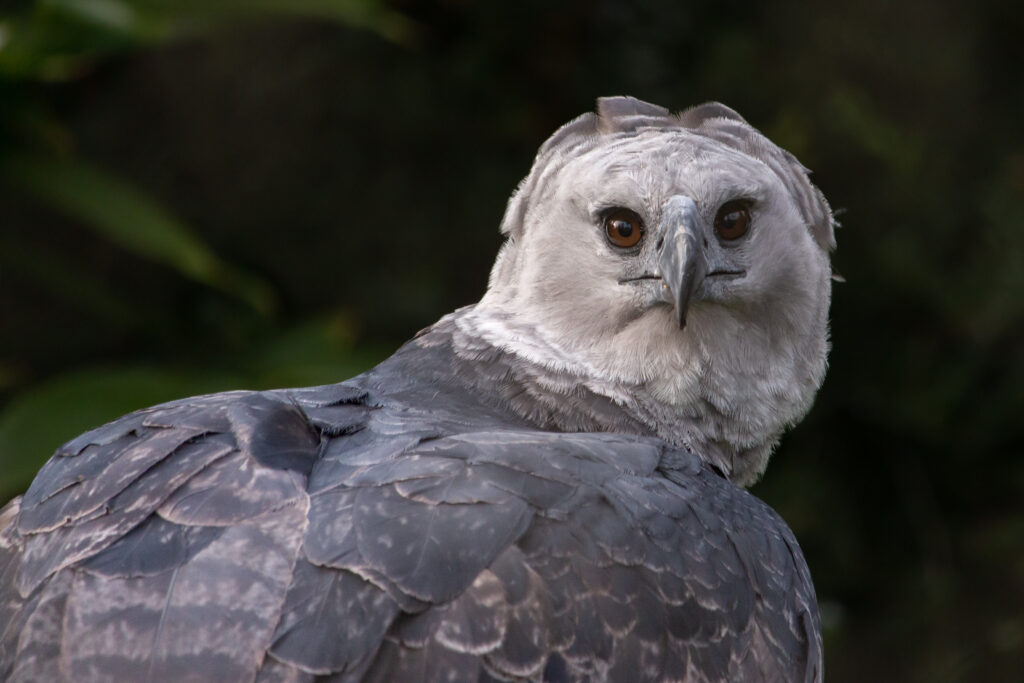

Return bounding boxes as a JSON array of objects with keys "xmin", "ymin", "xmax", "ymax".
[
  {"xmin": 125, "ymin": 0, "xmax": 417, "ymax": 45},
  {"xmin": 42, "ymin": 0, "xmax": 141, "ymax": 33},
  {"xmin": 0, "ymin": 0, "xmax": 414, "ymax": 82},
  {"xmin": 0, "ymin": 154, "xmax": 277, "ymax": 314}
]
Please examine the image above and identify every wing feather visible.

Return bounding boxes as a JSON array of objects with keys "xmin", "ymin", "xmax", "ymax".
[
  {"xmin": 1, "ymin": 382, "xmax": 821, "ymax": 682},
  {"xmin": 62, "ymin": 497, "xmax": 306, "ymax": 681}
]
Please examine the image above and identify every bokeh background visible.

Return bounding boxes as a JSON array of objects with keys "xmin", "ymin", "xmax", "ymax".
[{"xmin": 1, "ymin": 1, "xmax": 1022, "ymax": 680}]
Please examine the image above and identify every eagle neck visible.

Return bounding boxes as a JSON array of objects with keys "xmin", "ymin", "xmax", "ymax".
[{"xmin": 440, "ymin": 305, "xmax": 752, "ymax": 481}]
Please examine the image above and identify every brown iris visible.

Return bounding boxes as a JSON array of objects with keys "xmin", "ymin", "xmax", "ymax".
[
  {"xmin": 714, "ymin": 201, "xmax": 751, "ymax": 241},
  {"xmin": 604, "ymin": 208, "xmax": 644, "ymax": 248}
]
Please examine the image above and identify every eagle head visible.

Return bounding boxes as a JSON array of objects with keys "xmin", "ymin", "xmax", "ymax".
[{"xmin": 474, "ymin": 96, "xmax": 835, "ymax": 485}]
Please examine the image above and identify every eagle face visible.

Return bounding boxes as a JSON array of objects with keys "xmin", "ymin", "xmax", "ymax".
[
  {"xmin": 524, "ymin": 130, "xmax": 824, "ymax": 325},
  {"xmin": 481, "ymin": 99, "xmax": 834, "ymax": 484}
]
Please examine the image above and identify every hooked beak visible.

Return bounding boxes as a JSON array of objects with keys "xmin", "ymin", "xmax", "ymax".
[{"xmin": 657, "ymin": 196, "xmax": 707, "ymax": 328}]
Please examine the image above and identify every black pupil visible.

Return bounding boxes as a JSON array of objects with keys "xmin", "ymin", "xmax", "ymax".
[
  {"xmin": 614, "ymin": 220, "xmax": 633, "ymax": 238},
  {"xmin": 723, "ymin": 212, "xmax": 741, "ymax": 230}
]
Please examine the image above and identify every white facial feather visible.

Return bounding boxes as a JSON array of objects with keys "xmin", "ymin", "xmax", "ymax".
[{"xmin": 470, "ymin": 100, "xmax": 833, "ymax": 486}]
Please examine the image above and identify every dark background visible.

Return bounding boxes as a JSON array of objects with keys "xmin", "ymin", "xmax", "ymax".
[{"xmin": 1, "ymin": 1, "xmax": 1022, "ymax": 680}]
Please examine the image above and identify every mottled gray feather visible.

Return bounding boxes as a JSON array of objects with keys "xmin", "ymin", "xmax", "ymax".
[{"xmin": 269, "ymin": 559, "xmax": 397, "ymax": 675}]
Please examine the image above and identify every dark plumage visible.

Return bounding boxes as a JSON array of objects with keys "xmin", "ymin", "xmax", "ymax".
[{"xmin": 0, "ymin": 97, "xmax": 832, "ymax": 682}]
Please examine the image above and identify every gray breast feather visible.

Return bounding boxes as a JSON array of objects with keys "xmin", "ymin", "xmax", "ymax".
[{"xmin": 0, "ymin": 384, "xmax": 821, "ymax": 682}]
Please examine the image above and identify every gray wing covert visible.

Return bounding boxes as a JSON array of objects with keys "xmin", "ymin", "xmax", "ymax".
[
  {"xmin": 0, "ymin": 388, "xmax": 340, "ymax": 682},
  {"xmin": 282, "ymin": 429, "xmax": 821, "ymax": 682},
  {"xmin": 369, "ymin": 433, "xmax": 820, "ymax": 682}
]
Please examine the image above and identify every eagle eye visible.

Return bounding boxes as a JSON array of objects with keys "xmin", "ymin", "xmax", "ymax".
[
  {"xmin": 603, "ymin": 208, "xmax": 644, "ymax": 249},
  {"xmin": 714, "ymin": 201, "xmax": 751, "ymax": 241}
]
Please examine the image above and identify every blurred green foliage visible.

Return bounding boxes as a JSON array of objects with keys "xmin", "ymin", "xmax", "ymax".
[{"xmin": 1, "ymin": 0, "xmax": 1022, "ymax": 681}]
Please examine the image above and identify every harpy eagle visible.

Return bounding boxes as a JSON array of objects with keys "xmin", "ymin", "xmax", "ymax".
[{"xmin": 0, "ymin": 97, "xmax": 834, "ymax": 682}]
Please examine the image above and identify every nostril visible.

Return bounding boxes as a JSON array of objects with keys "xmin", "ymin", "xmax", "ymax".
[{"xmin": 656, "ymin": 236, "xmax": 664, "ymax": 250}]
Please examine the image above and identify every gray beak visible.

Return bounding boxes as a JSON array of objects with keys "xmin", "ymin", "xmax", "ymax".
[{"xmin": 657, "ymin": 196, "xmax": 707, "ymax": 328}]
